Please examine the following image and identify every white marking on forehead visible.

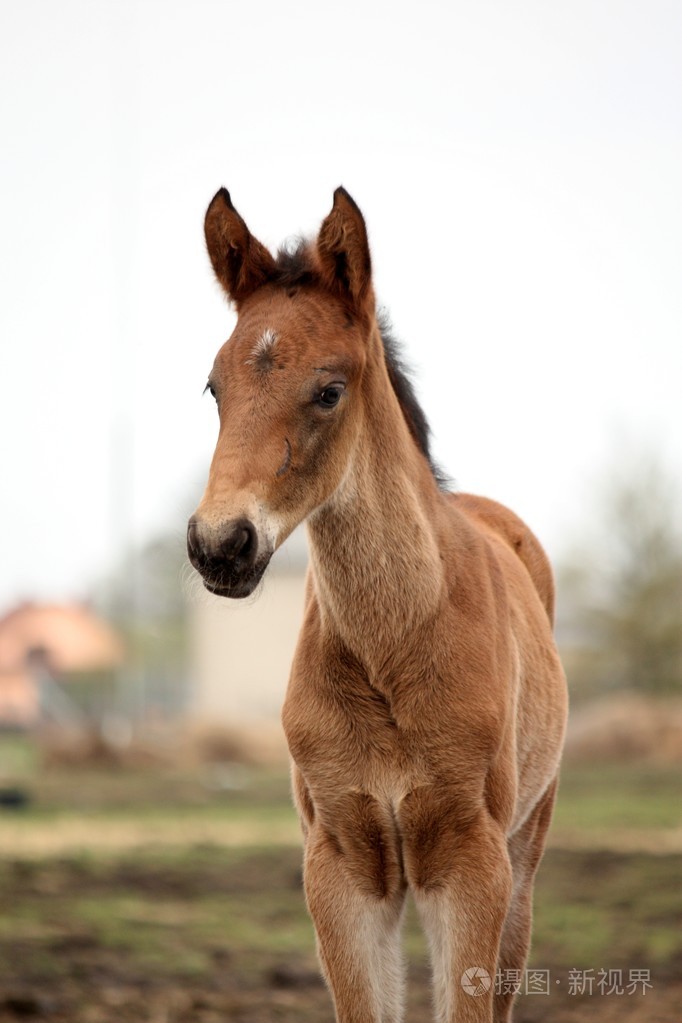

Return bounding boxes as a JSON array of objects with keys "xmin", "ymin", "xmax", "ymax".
[{"xmin": 247, "ymin": 328, "xmax": 277, "ymax": 364}]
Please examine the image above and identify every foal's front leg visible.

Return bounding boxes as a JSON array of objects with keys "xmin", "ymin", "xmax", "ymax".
[
  {"xmin": 303, "ymin": 797, "xmax": 407, "ymax": 1023},
  {"xmin": 404, "ymin": 801, "xmax": 512, "ymax": 1023}
]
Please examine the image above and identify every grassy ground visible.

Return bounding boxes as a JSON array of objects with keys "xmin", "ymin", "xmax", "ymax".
[
  {"xmin": 0, "ymin": 749, "xmax": 680, "ymax": 1022},
  {"xmin": 1, "ymin": 761, "xmax": 679, "ymax": 858},
  {"xmin": 553, "ymin": 763, "xmax": 682, "ymax": 831}
]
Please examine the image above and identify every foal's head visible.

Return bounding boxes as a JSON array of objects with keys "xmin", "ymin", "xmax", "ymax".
[{"xmin": 187, "ymin": 187, "xmax": 377, "ymax": 598}]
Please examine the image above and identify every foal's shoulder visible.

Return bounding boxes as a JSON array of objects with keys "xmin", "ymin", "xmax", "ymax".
[{"xmin": 446, "ymin": 492, "xmax": 555, "ymax": 626}]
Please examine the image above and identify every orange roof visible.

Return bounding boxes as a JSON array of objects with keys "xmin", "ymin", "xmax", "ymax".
[{"xmin": 0, "ymin": 602, "xmax": 124, "ymax": 675}]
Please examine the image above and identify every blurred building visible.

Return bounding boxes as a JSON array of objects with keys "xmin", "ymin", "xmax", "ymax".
[
  {"xmin": 0, "ymin": 602, "xmax": 124, "ymax": 727},
  {"xmin": 187, "ymin": 529, "xmax": 307, "ymax": 726}
]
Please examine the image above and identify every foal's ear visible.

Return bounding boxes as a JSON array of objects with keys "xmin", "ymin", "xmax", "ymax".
[
  {"xmin": 316, "ymin": 188, "xmax": 373, "ymax": 316},
  {"xmin": 204, "ymin": 188, "xmax": 276, "ymax": 306}
]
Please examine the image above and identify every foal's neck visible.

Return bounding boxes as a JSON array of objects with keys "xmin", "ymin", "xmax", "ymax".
[{"xmin": 306, "ymin": 340, "xmax": 446, "ymax": 675}]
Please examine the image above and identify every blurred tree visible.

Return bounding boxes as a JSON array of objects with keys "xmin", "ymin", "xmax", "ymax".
[{"xmin": 557, "ymin": 446, "xmax": 682, "ymax": 698}]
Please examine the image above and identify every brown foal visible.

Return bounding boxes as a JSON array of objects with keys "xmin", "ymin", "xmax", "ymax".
[{"xmin": 187, "ymin": 186, "xmax": 568, "ymax": 1022}]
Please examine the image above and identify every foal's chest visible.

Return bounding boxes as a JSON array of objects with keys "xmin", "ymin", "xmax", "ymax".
[{"xmin": 284, "ymin": 657, "xmax": 435, "ymax": 803}]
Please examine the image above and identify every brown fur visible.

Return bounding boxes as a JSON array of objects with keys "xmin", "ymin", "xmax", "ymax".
[{"xmin": 189, "ymin": 187, "xmax": 568, "ymax": 1022}]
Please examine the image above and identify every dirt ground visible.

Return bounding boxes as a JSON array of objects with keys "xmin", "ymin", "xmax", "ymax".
[{"xmin": 0, "ymin": 844, "xmax": 679, "ymax": 1023}]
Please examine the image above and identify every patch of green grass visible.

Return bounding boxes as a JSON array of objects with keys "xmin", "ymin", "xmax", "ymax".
[
  {"xmin": 31, "ymin": 764, "xmax": 293, "ymax": 812},
  {"xmin": 532, "ymin": 899, "xmax": 613, "ymax": 966},
  {"xmin": 193, "ymin": 891, "xmax": 316, "ymax": 954},
  {"xmin": 73, "ymin": 895, "xmax": 213, "ymax": 975},
  {"xmin": 0, "ymin": 901, "xmax": 65, "ymax": 941},
  {"xmin": 553, "ymin": 762, "xmax": 681, "ymax": 832},
  {"xmin": 533, "ymin": 849, "xmax": 682, "ymax": 973},
  {"xmin": 0, "ymin": 733, "xmax": 38, "ymax": 778},
  {"xmin": 8, "ymin": 800, "xmax": 299, "ymax": 831}
]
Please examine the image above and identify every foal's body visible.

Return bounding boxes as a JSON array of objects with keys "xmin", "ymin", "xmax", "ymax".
[
  {"xmin": 188, "ymin": 187, "xmax": 567, "ymax": 1022},
  {"xmin": 284, "ymin": 356, "xmax": 565, "ymax": 1023}
]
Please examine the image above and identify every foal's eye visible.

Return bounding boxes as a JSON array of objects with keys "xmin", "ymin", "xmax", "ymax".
[
  {"xmin": 203, "ymin": 382, "xmax": 217, "ymax": 400},
  {"xmin": 317, "ymin": 385, "xmax": 344, "ymax": 408}
]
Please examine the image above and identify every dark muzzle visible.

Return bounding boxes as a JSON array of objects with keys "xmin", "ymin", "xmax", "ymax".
[{"xmin": 187, "ymin": 515, "xmax": 266, "ymax": 598}]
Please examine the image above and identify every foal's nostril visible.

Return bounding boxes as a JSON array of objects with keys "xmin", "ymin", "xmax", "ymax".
[
  {"xmin": 229, "ymin": 519, "xmax": 257, "ymax": 563},
  {"xmin": 187, "ymin": 516, "xmax": 259, "ymax": 583},
  {"xmin": 236, "ymin": 528, "xmax": 250, "ymax": 557}
]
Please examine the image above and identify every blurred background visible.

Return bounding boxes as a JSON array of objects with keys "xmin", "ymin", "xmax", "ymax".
[{"xmin": 0, "ymin": 2, "xmax": 680, "ymax": 1021}]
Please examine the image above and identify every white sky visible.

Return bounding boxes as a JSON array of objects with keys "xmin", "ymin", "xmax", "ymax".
[{"xmin": 1, "ymin": 0, "xmax": 680, "ymax": 607}]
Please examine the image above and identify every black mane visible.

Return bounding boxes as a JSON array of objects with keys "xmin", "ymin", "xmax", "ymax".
[
  {"xmin": 377, "ymin": 312, "xmax": 449, "ymax": 490},
  {"xmin": 272, "ymin": 244, "xmax": 448, "ymax": 489}
]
